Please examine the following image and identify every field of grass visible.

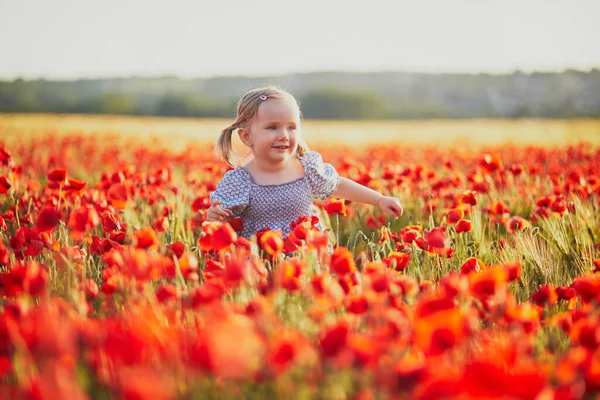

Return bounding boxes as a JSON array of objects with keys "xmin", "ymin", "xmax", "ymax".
[
  {"xmin": 2, "ymin": 113, "xmax": 600, "ymax": 149},
  {"xmin": 0, "ymin": 114, "xmax": 599, "ymax": 399}
]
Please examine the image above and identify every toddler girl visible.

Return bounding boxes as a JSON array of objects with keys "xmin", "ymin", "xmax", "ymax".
[{"xmin": 207, "ymin": 87, "xmax": 403, "ymax": 239}]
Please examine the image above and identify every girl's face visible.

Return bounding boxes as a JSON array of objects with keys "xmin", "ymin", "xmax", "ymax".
[{"xmin": 239, "ymin": 95, "xmax": 302, "ymax": 166}]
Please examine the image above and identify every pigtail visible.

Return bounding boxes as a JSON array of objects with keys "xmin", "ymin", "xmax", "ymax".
[
  {"xmin": 296, "ymin": 103, "xmax": 308, "ymax": 156},
  {"xmin": 215, "ymin": 125, "xmax": 236, "ymax": 167},
  {"xmin": 297, "ymin": 139, "xmax": 309, "ymax": 157}
]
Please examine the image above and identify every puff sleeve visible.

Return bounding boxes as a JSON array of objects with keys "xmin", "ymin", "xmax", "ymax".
[
  {"xmin": 301, "ymin": 151, "xmax": 340, "ymax": 200},
  {"xmin": 209, "ymin": 167, "xmax": 251, "ymax": 217}
]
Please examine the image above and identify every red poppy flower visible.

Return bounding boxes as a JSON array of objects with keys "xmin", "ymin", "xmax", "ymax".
[
  {"xmin": 459, "ymin": 190, "xmax": 478, "ymax": 206},
  {"xmin": 290, "ymin": 215, "xmax": 319, "ymax": 231},
  {"xmin": 228, "ymin": 217, "xmax": 244, "ymax": 232},
  {"xmin": 152, "ymin": 216, "xmax": 169, "ymax": 233},
  {"xmin": 90, "ymin": 235, "xmax": 121, "ymax": 255},
  {"xmin": 531, "ymin": 284, "xmax": 558, "ymax": 306},
  {"xmin": 480, "ymin": 153, "xmax": 504, "ymax": 173},
  {"xmin": 80, "ymin": 278, "xmax": 99, "ymax": 300},
  {"xmin": 134, "ymin": 227, "xmax": 159, "ymax": 249},
  {"xmin": 345, "ymin": 293, "xmax": 369, "ymax": 314},
  {"xmin": 202, "ymin": 259, "xmax": 225, "ymax": 282},
  {"xmin": 189, "ymin": 314, "xmax": 266, "ymax": 380},
  {"xmin": 107, "ymin": 182, "xmax": 131, "ymax": 210},
  {"xmin": 401, "ymin": 229, "xmax": 420, "ymax": 244},
  {"xmin": 275, "ymin": 257, "xmax": 304, "ymax": 291},
  {"xmin": 504, "ymin": 262, "xmax": 523, "ymax": 282},
  {"xmin": 469, "ymin": 266, "xmax": 509, "ymax": 301},
  {"xmin": 47, "ymin": 168, "xmax": 68, "ymax": 184},
  {"xmin": 199, "ymin": 222, "xmax": 237, "ymax": 252},
  {"xmin": 0, "ymin": 147, "xmax": 13, "ymax": 167},
  {"xmin": 118, "ymin": 366, "xmax": 177, "ymax": 400},
  {"xmin": 570, "ymin": 275, "xmax": 600, "ymax": 303},
  {"xmin": 551, "ymin": 196, "xmax": 567, "ymax": 214},
  {"xmin": 0, "ymin": 176, "xmax": 11, "ymax": 194},
  {"xmin": 446, "ymin": 207, "xmax": 465, "ymax": 224},
  {"xmin": 268, "ymin": 334, "xmax": 302, "ymax": 375},
  {"xmin": 556, "ymin": 285, "xmax": 576, "ymax": 301},
  {"xmin": 191, "ymin": 196, "xmax": 210, "ymax": 212},
  {"xmin": 505, "ymin": 215, "xmax": 529, "ymax": 233},
  {"xmin": 307, "ymin": 231, "xmax": 330, "ymax": 253},
  {"xmin": 63, "ymin": 178, "xmax": 87, "ymax": 195},
  {"xmin": 319, "ymin": 321, "xmax": 350, "ymax": 358},
  {"xmin": 366, "ymin": 269, "xmax": 389, "ymax": 293},
  {"xmin": 459, "ymin": 360, "xmax": 546, "ymax": 400},
  {"xmin": 166, "ymin": 241, "xmax": 186, "ymax": 259},
  {"xmin": 509, "ymin": 163, "xmax": 525, "ymax": 176},
  {"xmin": 36, "ymin": 206, "xmax": 62, "ymax": 232},
  {"xmin": 234, "ymin": 236, "xmax": 252, "ymax": 256},
  {"xmin": 67, "ymin": 206, "xmax": 100, "ymax": 235},
  {"xmin": 460, "ymin": 257, "xmax": 484, "ymax": 275},
  {"xmin": 489, "ymin": 200, "xmax": 510, "ymax": 215},
  {"xmin": 0, "ymin": 261, "xmax": 49, "ymax": 297},
  {"xmin": 177, "ymin": 252, "xmax": 199, "ymax": 281},
  {"xmin": 455, "ymin": 219, "xmax": 472, "ymax": 234},
  {"xmin": 0, "ymin": 241, "xmax": 10, "ymax": 265},
  {"xmin": 259, "ymin": 230, "xmax": 284, "ymax": 258},
  {"xmin": 393, "ymin": 354, "xmax": 427, "ymax": 392},
  {"xmin": 155, "ymin": 283, "xmax": 179, "ymax": 303},
  {"xmin": 330, "ymin": 246, "xmax": 357, "ymax": 275},
  {"xmin": 384, "ymin": 251, "xmax": 411, "ymax": 272},
  {"xmin": 593, "ymin": 259, "xmax": 600, "ymax": 273},
  {"xmin": 414, "ymin": 307, "xmax": 469, "ymax": 356},
  {"xmin": 366, "ymin": 214, "xmax": 386, "ymax": 228},
  {"xmin": 347, "ymin": 333, "xmax": 380, "ymax": 366},
  {"xmin": 505, "ymin": 299, "xmax": 544, "ymax": 334},
  {"xmin": 101, "ymin": 211, "xmax": 122, "ymax": 233},
  {"xmin": 284, "ymin": 231, "xmax": 303, "ymax": 254},
  {"xmin": 188, "ymin": 279, "xmax": 226, "ymax": 306},
  {"xmin": 325, "ymin": 198, "xmax": 347, "ymax": 216},
  {"xmin": 424, "ymin": 227, "xmax": 452, "ymax": 256}
]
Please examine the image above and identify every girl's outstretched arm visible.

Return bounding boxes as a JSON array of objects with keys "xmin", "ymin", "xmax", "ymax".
[{"xmin": 332, "ymin": 177, "xmax": 403, "ymax": 219}]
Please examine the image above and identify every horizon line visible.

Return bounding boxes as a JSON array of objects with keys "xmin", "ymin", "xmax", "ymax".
[{"xmin": 2, "ymin": 65, "xmax": 599, "ymax": 82}]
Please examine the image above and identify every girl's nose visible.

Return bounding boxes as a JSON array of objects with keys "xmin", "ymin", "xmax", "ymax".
[{"xmin": 278, "ymin": 128, "xmax": 290, "ymax": 141}]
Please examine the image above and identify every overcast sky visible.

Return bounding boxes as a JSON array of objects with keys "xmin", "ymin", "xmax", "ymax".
[{"xmin": 1, "ymin": 0, "xmax": 598, "ymax": 80}]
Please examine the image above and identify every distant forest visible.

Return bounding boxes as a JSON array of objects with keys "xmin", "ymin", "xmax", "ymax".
[{"xmin": 1, "ymin": 69, "xmax": 599, "ymax": 119}]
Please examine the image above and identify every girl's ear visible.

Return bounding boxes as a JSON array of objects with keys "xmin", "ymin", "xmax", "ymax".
[{"xmin": 238, "ymin": 128, "xmax": 252, "ymax": 147}]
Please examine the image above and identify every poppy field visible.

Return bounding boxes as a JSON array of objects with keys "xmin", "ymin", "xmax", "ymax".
[{"xmin": 1, "ymin": 115, "xmax": 600, "ymax": 399}]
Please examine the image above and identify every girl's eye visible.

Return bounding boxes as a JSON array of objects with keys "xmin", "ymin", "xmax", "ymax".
[
  {"xmin": 267, "ymin": 126, "xmax": 277, "ymax": 130},
  {"xmin": 289, "ymin": 126, "xmax": 296, "ymax": 130}
]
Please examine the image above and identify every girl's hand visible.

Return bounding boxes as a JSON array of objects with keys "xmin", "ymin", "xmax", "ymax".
[
  {"xmin": 378, "ymin": 196, "xmax": 403, "ymax": 219},
  {"xmin": 206, "ymin": 200, "xmax": 232, "ymax": 222}
]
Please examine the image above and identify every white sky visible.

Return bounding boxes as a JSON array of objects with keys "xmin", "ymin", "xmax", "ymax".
[{"xmin": 1, "ymin": 0, "xmax": 599, "ymax": 80}]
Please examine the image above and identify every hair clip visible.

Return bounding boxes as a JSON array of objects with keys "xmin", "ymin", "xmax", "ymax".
[{"xmin": 259, "ymin": 95, "xmax": 267, "ymax": 101}]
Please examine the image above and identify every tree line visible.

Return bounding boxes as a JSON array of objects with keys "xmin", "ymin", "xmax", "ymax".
[{"xmin": 1, "ymin": 69, "xmax": 599, "ymax": 119}]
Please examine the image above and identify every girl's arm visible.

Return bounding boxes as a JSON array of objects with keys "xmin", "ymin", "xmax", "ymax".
[
  {"xmin": 332, "ymin": 177, "xmax": 403, "ymax": 219},
  {"xmin": 333, "ymin": 177, "xmax": 382, "ymax": 205}
]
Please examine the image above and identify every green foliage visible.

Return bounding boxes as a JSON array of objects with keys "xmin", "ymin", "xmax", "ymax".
[
  {"xmin": 299, "ymin": 87, "xmax": 389, "ymax": 119},
  {"xmin": 89, "ymin": 92, "xmax": 137, "ymax": 115},
  {"xmin": 155, "ymin": 92, "xmax": 234, "ymax": 118}
]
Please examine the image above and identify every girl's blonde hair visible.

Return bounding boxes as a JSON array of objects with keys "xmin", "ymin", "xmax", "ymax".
[{"xmin": 215, "ymin": 86, "xmax": 309, "ymax": 166}]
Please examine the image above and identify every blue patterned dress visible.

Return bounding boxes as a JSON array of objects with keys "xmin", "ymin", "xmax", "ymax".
[{"xmin": 209, "ymin": 151, "xmax": 339, "ymax": 239}]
